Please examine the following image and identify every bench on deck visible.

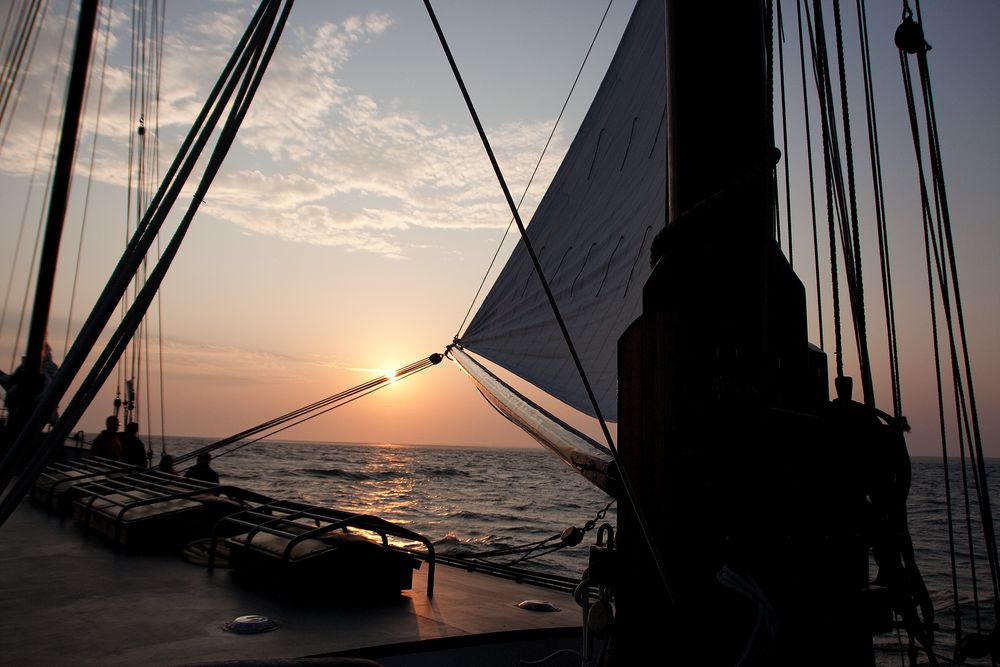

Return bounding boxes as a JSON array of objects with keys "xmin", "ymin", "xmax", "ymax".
[
  {"xmin": 71, "ymin": 470, "xmax": 273, "ymax": 549},
  {"xmin": 32, "ymin": 457, "xmax": 138, "ymax": 514},
  {"xmin": 213, "ymin": 499, "xmax": 436, "ymax": 599}
]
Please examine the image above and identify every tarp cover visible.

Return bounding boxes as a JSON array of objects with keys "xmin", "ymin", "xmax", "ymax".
[{"xmin": 459, "ymin": 0, "xmax": 665, "ymax": 421}]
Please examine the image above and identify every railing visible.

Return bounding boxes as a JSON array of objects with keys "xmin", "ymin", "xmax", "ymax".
[{"xmin": 211, "ymin": 498, "xmax": 436, "ymax": 597}]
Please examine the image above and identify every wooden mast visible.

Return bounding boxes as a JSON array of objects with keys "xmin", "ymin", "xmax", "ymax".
[
  {"xmin": 3, "ymin": 0, "xmax": 99, "ymax": 452},
  {"xmin": 613, "ymin": 1, "xmax": 873, "ymax": 663}
]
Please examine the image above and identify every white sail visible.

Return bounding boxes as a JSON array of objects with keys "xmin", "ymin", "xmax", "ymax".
[
  {"xmin": 449, "ymin": 346, "xmax": 617, "ymax": 495},
  {"xmin": 459, "ymin": 0, "xmax": 665, "ymax": 421}
]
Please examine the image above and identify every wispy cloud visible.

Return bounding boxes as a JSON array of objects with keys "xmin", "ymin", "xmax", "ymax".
[
  {"xmin": 158, "ymin": 337, "xmax": 353, "ymax": 385},
  {"xmin": 0, "ymin": 3, "xmax": 565, "ymax": 259}
]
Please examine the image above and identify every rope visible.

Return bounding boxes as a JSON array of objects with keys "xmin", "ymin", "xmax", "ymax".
[
  {"xmin": 902, "ymin": 46, "xmax": 969, "ymax": 643},
  {"xmin": 154, "ymin": 1, "xmax": 167, "ymax": 457},
  {"xmin": 804, "ymin": 3, "xmax": 845, "ymax": 378},
  {"xmin": 176, "ymin": 354, "xmax": 442, "ymax": 465},
  {"xmin": 795, "ymin": 0, "xmax": 824, "ymax": 351},
  {"xmin": 806, "ymin": 1, "xmax": 881, "ymax": 401},
  {"xmin": 855, "ymin": 0, "xmax": 902, "ymax": 419},
  {"xmin": 64, "ymin": 0, "xmax": 115, "ymax": 356},
  {"xmin": 765, "ymin": 0, "xmax": 779, "ymax": 246},
  {"xmin": 832, "ymin": 0, "xmax": 874, "ymax": 407},
  {"xmin": 453, "ymin": 499, "xmax": 615, "ymax": 568},
  {"xmin": 454, "ymin": 0, "xmax": 615, "ymax": 339},
  {"xmin": 0, "ymin": 0, "xmax": 296, "ymax": 528},
  {"xmin": 776, "ymin": 0, "xmax": 793, "ymax": 265},
  {"xmin": 0, "ymin": 3, "xmax": 17, "ymax": 68},
  {"xmin": 915, "ymin": 28, "xmax": 1000, "ymax": 617},
  {"xmin": 898, "ymin": 6, "xmax": 1000, "ymax": 641},
  {"xmin": 0, "ymin": 0, "xmax": 46, "ymax": 153},
  {"xmin": 0, "ymin": 1, "xmax": 67, "ymax": 371},
  {"xmin": 424, "ymin": 0, "xmax": 676, "ymax": 605}
]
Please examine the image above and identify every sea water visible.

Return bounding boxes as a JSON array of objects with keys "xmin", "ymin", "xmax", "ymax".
[
  {"xmin": 154, "ymin": 437, "xmax": 999, "ymax": 662},
  {"xmin": 159, "ymin": 438, "xmax": 613, "ymax": 576}
]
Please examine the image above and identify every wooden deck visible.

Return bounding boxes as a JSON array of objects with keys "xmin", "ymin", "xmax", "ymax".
[{"xmin": 0, "ymin": 501, "xmax": 585, "ymax": 666}]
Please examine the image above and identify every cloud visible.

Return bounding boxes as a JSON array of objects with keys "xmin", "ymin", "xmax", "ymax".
[
  {"xmin": 0, "ymin": 3, "xmax": 566, "ymax": 259},
  {"xmin": 160, "ymin": 337, "xmax": 340, "ymax": 385}
]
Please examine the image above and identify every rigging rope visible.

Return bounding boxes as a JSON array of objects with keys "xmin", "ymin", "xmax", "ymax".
[
  {"xmin": 804, "ymin": 3, "xmax": 845, "ymax": 379},
  {"xmin": 0, "ymin": 0, "xmax": 66, "ymax": 371},
  {"xmin": 424, "ymin": 0, "xmax": 675, "ymax": 606},
  {"xmin": 454, "ymin": 499, "xmax": 615, "ymax": 568},
  {"xmin": 776, "ymin": 0, "xmax": 793, "ymax": 266},
  {"xmin": 901, "ymin": 39, "xmax": 977, "ymax": 642},
  {"xmin": 795, "ymin": 0, "xmax": 824, "ymax": 351},
  {"xmin": 807, "ymin": 1, "xmax": 876, "ymax": 405},
  {"xmin": 174, "ymin": 354, "xmax": 443, "ymax": 466},
  {"xmin": 153, "ymin": 1, "xmax": 167, "ymax": 458},
  {"xmin": 0, "ymin": 3, "xmax": 16, "ymax": 64},
  {"xmin": 0, "ymin": 0, "xmax": 297, "ymax": 528},
  {"xmin": 0, "ymin": 0, "xmax": 47, "ymax": 154},
  {"xmin": 855, "ymin": 0, "xmax": 903, "ymax": 420},
  {"xmin": 454, "ymin": 0, "xmax": 615, "ymax": 339},
  {"xmin": 897, "ymin": 3, "xmax": 1000, "ymax": 652},
  {"xmin": 64, "ymin": 0, "xmax": 115, "ymax": 357},
  {"xmin": 832, "ymin": 0, "xmax": 874, "ymax": 407}
]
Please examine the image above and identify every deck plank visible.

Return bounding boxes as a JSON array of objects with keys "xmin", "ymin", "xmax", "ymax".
[{"xmin": 0, "ymin": 502, "xmax": 582, "ymax": 665}]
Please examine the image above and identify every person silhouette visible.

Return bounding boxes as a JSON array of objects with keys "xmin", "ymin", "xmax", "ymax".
[
  {"xmin": 90, "ymin": 416, "xmax": 122, "ymax": 461},
  {"xmin": 119, "ymin": 421, "xmax": 147, "ymax": 467}
]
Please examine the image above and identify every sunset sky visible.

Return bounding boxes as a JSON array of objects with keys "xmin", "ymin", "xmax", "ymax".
[{"xmin": 0, "ymin": 0, "xmax": 997, "ymax": 458}]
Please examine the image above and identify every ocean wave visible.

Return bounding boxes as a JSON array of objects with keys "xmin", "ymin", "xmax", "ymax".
[
  {"xmin": 295, "ymin": 467, "xmax": 401, "ymax": 482},
  {"xmin": 417, "ymin": 466, "xmax": 470, "ymax": 478},
  {"xmin": 294, "ymin": 467, "xmax": 362, "ymax": 480}
]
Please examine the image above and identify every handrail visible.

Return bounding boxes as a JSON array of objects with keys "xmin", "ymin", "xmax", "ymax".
[{"xmin": 210, "ymin": 499, "xmax": 436, "ymax": 597}]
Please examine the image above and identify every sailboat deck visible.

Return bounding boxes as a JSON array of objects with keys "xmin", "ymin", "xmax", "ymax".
[{"xmin": 0, "ymin": 501, "xmax": 583, "ymax": 666}]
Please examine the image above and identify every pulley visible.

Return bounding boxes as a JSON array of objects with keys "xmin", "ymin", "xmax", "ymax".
[
  {"xmin": 588, "ymin": 523, "xmax": 616, "ymax": 587},
  {"xmin": 894, "ymin": 13, "xmax": 926, "ymax": 55}
]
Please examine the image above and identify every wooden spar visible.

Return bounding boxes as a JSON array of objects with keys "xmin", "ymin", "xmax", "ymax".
[
  {"xmin": 613, "ymin": 1, "xmax": 874, "ymax": 664},
  {"xmin": 12, "ymin": 1, "xmax": 99, "ymax": 443}
]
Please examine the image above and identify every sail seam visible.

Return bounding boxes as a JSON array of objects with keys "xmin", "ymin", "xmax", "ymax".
[
  {"xmin": 570, "ymin": 243, "xmax": 597, "ymax": 297},
  {"xmin": 620, "ymin": 116, "xmax": 638, "ymax": 170},
  {"xmin": 623, "ymin": 225, "xmax": 653, "ymax": 299},
  {"xmin": 596, "ymin": 236, "xmax": 625, "ymax": 297},
  {"xmin": 587, "ymin": 128, "xmax": 605, "ymax": 180},
  {"xmin": 648, "ymin": 105, "xmax": 665, "ymax": 159}
]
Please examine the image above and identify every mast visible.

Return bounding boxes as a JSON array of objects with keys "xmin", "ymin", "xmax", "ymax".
[
  {"xmin": 613, "ymin": 1, "xmax": 873, "ymax": 664},
  {"xmin": 5, "ymin": 0, "xmax": 99, "ymax": 450}
]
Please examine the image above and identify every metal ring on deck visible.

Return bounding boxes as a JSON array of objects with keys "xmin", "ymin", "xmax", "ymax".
[{"xmin": 222, "ymin": 615, "xmax": 279, "ymax": 634}]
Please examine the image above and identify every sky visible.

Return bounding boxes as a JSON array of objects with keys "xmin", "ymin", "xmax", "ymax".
[{"xmin": 0, "ymin": 0, "xmax": 998, "ymax": 458}]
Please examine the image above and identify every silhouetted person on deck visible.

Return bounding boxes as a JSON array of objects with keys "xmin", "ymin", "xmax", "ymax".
[
  {"xmin": 91, "ymin": 416, "xmax": 122, "ymax": 461},
  {"xmin": 0, "ymin": 344, "xmax": 59, "ymax": 450},
  {"xmin": 119, "ymin": 421, "xmax": 147, "ymax": 467},
  {"xmin": 157, "ymin": 454, "xmax": 177, "ymax": 475},
  {"xmin": 184, "ymin": 452, "xmax": 219, "ymax": 484}
]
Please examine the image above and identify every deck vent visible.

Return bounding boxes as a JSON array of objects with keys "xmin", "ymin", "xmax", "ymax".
[{"xmin": 222, "ymin": 614, "xmax": 280, "ymax": 634}]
